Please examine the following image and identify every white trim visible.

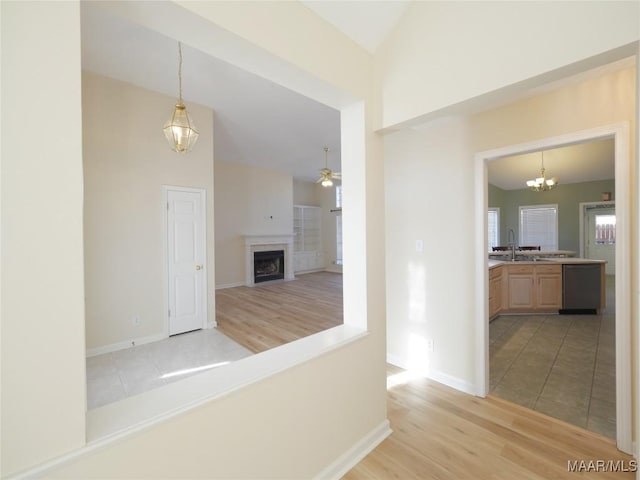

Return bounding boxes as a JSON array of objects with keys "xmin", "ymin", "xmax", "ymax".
[
  {"xmin": 578, "ymin": 200, "xmax": 615, "ymax": 258},
  {"xmin": 474, "ymin": 123, "xmax": 632, "ymax": 454},
  {"xmin": 428, "ymin": 370, "xmax": 476, "ymax": 396},
  {"xmin": 11, "ymin": 326, "xmax": 369, "ymax": 480},
  {"xmin": 162, "ymin": 185, "xmax": 209, "ymax": 335},
  {"xmin": 386, "ymin": 354, "xmax": 475, "ymax": 395},
  {"xmin": 314, "ymin": 420, "xmax": 392, "ymax": 480},
  {"xmin": 85, "ymin": 332, "xmax": 166, "ymax": 358},
  {"xmin": 215, "ymin": 282, "xmax": 244, "ymax": 290}
]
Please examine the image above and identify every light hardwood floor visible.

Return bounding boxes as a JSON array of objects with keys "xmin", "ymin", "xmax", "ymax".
[
  {"xmin": 216, "ymin": 271, "xmax": 344, "ymax": 353},
  {"xmin": 345, "ymin": 364, "xmax": 635, "ymax": 480},
  {"xmin": 218, "ymin": 272, "xmax": 634, "ymax": 478}
]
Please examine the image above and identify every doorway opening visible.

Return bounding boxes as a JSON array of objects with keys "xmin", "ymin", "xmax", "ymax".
[{"xmin": 475, "ymin": 123, "xmax": 632, "ymax": 454}]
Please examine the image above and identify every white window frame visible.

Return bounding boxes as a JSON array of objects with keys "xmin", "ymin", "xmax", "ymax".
[
  {"xmin": 488, "ymin": 207, "xmax": 500, "ymax": 252},
  {"xmin": 335, "ymin": 185, "xmax": 343, "ymax": 265},
  {"xmin": 519, "ymin": 204, "xmax": 558, "ymax": 251}
]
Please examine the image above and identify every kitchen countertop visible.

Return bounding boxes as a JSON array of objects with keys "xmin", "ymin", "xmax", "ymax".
[
  {"xmin": 489, "ymin": 250, "xmax": 576, "ymax": 258},
  {"xmin": 489, "ymin": 258, "xmax": 606, "ymax": 269}
]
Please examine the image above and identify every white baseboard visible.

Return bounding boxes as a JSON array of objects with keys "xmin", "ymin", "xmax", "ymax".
[
  {"xmin": 314, "ymin": 420, "xmax": 392, "ymax": 480},
  {"xmin": 86, "ymin": 332, "xmax": 166, "ymax": 358},
  {"xmin": 386, "ymin": 353, "xmax": 476, "ymax": 395},
  {"xmin": 428, "ymin": 369, "xmax": 476, "ymax": 395},
  {"xmin": 207, "ymin": 320, "xmax": 218, "ymax": 328},
  {"xmin": 215, "ymin": 282, "xmax": 244, "ymax": 290},
  {"xmin": 294, "ymin": 268, "xmax": 326, "ymax": 275}
]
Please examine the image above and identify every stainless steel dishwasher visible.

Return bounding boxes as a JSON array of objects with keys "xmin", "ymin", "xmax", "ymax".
[{"xmin": 560, "ymin": 263, "xmax": 602, "ymax": 314}]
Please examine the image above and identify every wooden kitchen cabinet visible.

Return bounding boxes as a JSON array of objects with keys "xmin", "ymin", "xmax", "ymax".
[
  {"xmin": 489, "ymin": 266, "xmax": 503, "ymax": 319},
  {"xmin": 535, "ymin": 264, "xmax": 562, "ymax": 309},
  {"xmin": 506, "ymin": 265, "xmax": 535, "ymax": 310},
  {"xmin": 501, "ymin": 263, "xmax": 562, "ymax": 314}
]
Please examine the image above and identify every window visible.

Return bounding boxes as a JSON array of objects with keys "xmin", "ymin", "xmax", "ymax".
[
  {"xmin": 519, "ymin": 204, "xmax": 558, "ymax": 251},
  {"xmin": 336, "ymin": 185, "xmax": 343, "ymax": 265},
  {"xmin": 488, "ymin": 208, "xmax": 500, "ymax": 251},
  {"xmin": 595, "ymin": 214, "xmax": 616, "ymax": 244}
]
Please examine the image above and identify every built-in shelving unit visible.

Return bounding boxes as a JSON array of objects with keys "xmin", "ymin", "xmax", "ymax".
[{"xmin": 293, "ymin": 205, "xmax": 323, "ymax": 273}]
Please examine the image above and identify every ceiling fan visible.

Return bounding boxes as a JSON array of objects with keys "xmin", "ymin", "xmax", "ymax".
[{"xmin": 315, "ymin": 147, "xmax": 341, "ymax": 187}]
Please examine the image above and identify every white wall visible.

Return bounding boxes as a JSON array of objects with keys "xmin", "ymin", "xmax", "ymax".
[
  {"xmin": 293, "ymin": 178, "xmax": 320, "ymax": 206},
  {"xmin": 384, "ymin": 65, "xmax": 637, "ymax": 396},
  {"xmin": 1, "ymin": 1, "xmax": 388, "ymax": 478},
  {"xmin": 83, "ymin": 72, "xmax": 215, "ymax": 352},
  {"xmin": 214, "ymin": 160, "xmax": 293, "ymax": 287},
  {"xmin": 375, "ymin": 1, "xmax": 639, "ymax": 128},
  {"xmin": 1, "ymin": 1, "xmax": 86, "ymax": 474}
]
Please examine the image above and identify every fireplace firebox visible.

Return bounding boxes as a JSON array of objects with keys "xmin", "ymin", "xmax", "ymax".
[{"xmin": 253, "ymin": 250, "xmax": 285, "ymax": 284}]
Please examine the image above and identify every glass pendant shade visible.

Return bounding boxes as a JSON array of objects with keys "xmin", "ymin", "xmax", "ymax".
[{"xmin": 163, "ymin": 104, "xmax": 199, "ymax": 153}]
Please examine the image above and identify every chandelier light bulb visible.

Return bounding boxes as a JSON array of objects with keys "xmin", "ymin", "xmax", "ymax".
[
  {"xmin": 321, "ymin": 178, "xmax": 333, "ymax": 187},
  {"xmin": 526, "ymin": 151, "xmax": 558, "ymax": 192}
]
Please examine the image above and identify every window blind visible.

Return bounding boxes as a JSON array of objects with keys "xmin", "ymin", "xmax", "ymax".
[
  {"xmin": 519, "ymin": 205, "xmax": 558, "ymax": 251},
  {"xmin": 488, "ymin": 208, "xmax": 499, "ymax": 251}
]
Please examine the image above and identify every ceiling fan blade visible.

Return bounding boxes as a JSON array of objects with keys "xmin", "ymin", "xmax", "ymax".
[
  {"xmin": 315, "ymin": 177, "xmax": 323, "ymax": 183},
  {"xmin": 331, "ymin": 172, "xmax": 342, "ymax": 179}
]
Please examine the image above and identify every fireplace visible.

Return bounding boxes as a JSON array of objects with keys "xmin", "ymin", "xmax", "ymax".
[
  {"xmin": 254, "ymin": 250, "xmax": 285, "ymax": 283},
  {"xmin": 244, "ymin": 234, "xmax": 294, "ymax": 287}
]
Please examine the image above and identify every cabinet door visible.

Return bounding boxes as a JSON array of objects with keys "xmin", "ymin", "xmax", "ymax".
[
  {"xmin": 489, "ymin": 277, "xmax": 502, "ymax": 318},
  {"xmin": 507, "ymin": 274, "xmax": 535, "ymax": 309},
  {"xmin": 537, "ymin": 273, "xmax": 562, "ymax": 309}
]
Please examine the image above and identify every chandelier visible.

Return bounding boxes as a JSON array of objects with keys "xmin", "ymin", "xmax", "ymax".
[
  {"xmin": 526, "ymin": 151, "xmax": 557, "ymax": 191},
  {"xmin": 163, "ymin": 42, "xmax": 199, "ymax": 153}
]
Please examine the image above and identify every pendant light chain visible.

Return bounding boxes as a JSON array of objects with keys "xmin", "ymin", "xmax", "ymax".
[{"xmin": 178, "ymin": 42, "xmax": 183, "ymax": 105}]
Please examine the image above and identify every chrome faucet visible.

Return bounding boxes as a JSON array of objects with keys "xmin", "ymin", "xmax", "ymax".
[{"xmin": 508, "ymin": 228, "xmax": 516, "ymax": 261}]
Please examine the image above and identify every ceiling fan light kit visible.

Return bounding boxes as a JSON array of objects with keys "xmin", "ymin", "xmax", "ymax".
[
  {"xmin": 526, "ymin": 151, "xmax": 558, "ymax": 191},
  {"xmin": 316, "ymin": 147, "xmax": 341, "ymax": 187},
  {"xmin": 163, "ymin": 41, "xmax": 199, "ymax": 153}
]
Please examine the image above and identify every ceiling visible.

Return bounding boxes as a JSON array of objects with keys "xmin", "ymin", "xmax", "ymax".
[
  {"xmin": 82, "ymin": 3, "xmax": 624, "ymax": 187},
  {"xmin": 301, "ymin": 1, "xmax": 411, "ymax": 53},
  {"xmin": 81, "ymin": 3, "xmax": 346, "ymax": 183},
  {"xmin": 488, "ymin": 138, "xmax": 615, "ymax": 191}
]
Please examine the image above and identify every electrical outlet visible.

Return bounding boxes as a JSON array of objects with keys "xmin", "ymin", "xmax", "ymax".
[
  {"xmin": 133, "ymin": 315, "xmax": 140, "ymax": 326},
  {"xmin": 426, "ymin": 339, "xmax": 434, "ymax": 353}
]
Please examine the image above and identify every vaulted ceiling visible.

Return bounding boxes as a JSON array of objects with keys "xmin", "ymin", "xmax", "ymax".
[{"xmin": 82, "ymin": 2, "xmax": 625, "ymax": 186}]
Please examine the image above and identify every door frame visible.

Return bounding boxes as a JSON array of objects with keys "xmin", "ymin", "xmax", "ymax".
[
  {"xmin": 579, "ymin": 200, "xmax": 615, "ymax": 261},
  {"xmin": 474, "ymin": 123, "xmax": 632, "ymax": 454},
  {"xmin": 162, "ymin": 185, "xmax": 209, "ymax": 337}
]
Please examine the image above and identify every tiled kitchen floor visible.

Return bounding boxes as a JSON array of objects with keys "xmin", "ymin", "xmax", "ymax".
[
  {"xmin": 489, "ymin": 275, "xmax": 616, "ymax": 438},
  {"xmin": 86, "ymin": 328, "xmax": 253, "ymax": 409}
]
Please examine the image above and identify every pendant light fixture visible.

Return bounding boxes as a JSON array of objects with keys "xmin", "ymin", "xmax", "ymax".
[
  {"xmin": 526, "ymin": 151, "xmax": 558, "ymax": 191},
  {"xmin": 315, "ymin": 147, "xmax": 341, "ymax": 187},
  {"xmin": 163, "ymin": 42, "xmax": 199, "ymax": 153}
]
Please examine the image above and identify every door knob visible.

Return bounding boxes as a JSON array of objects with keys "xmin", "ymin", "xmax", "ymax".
[{"xmin": 195, "ymin": 265, "xmax": 202, "ymax": 270}]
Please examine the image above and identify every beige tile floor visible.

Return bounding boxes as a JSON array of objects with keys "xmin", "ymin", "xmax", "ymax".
[
  {"xmin": 86, "ymin": 328, "xmax": 253, "ymax": 409},
  {"xmin": 489, "ymin": 275, "xmax": 616, "ymax": 438}
]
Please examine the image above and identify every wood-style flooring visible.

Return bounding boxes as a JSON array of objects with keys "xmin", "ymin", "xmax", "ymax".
[
  {"xmin": 215, "ymin": 271, "xmax": 344, "ymax": 353},
  {"xmin": 218, "ymin": 272, "xmax": 634, "ymax": 478},
  {"xmin": 345, "ymin": 365, "xmax": 635, "ymax": 480}
]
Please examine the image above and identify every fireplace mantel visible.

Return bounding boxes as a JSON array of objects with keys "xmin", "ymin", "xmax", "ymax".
[{"xmin": 244, "ymin": 234, "xmax": 295, "ymax": 286}]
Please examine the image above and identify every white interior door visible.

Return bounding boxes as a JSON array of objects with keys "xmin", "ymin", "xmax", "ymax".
[
  {"xmin": 166, "ymin": 188, "xmax": 207, "ymax": 335},
  {"xmin": 584, "ymin": 206, "xmax": 615, "ymax": 275}
]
